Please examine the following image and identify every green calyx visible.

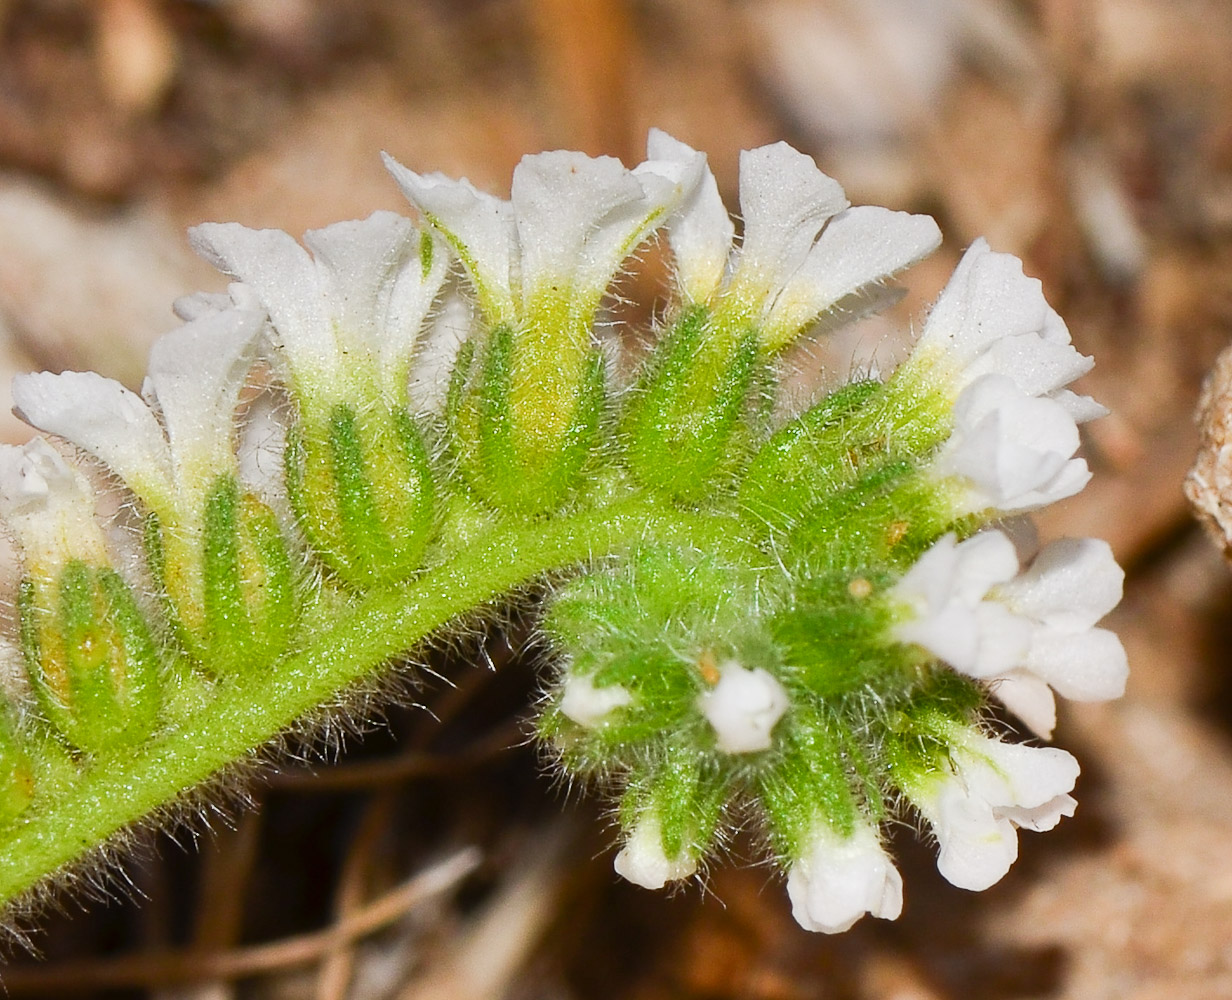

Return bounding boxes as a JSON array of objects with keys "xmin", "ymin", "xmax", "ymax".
[
  {"xmin": 18, "ymin": 561, "xmax": 163, "ymax": 757},
  {"xmin": 286, "ymin": 401, "xmax": 436, "ymax": 587},
  {"xmin": 449, "ymin": 323, "xmax": 606, "ymax": 516},
  {"xmin": 621, "ymin": 305, "xmax": 765, "ymax": 503},
  {"xmin": 0, "ymin": 716, "xmax": 35, "ymax": 828},
  {"xmin": 147, "ymin": 474, "xmax": 297, "ymax": 674}
]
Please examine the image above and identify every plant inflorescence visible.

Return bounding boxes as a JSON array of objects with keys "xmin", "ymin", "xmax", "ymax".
[{"xmin": 0, "ymin": 131, "xmax": 1126, "ymax": 935}]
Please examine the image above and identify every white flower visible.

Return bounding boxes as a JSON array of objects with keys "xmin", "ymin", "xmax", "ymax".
[
  {"xmin": 908, "ymin": 240, "xmax": 1106, "ymax": 514},
  {"xmin": 695, "ymin": 659, "xmax": 789, "ymax": 753},
  {"xmin": 785, "ymin": 822, "xmax": 903, "ymax": 933},
  {"xmin": 932, "ymin": 373, "xmax": 1092, "ymax": 513},
  {"xmin": 891, "ymin": 532, "xmax": 1128, "ymax": 738},
  {"xmin": 189, "ymin": 211, "xmax": 450, "ymax": 407},
  {"xmin": 384, "ymin": 147, "xmax": 702, "ymax": 337},
  {"xmin": 11, "ymin": 303, "xmax": 265, "ymax": 522},
  {"xmin": 559, "ymin": 670, "xmax": 633, "ymax": 729},
  {"xmin": 645, "ymin": 130, "xmax": 941, "ymax": 351},
  {"xmin": 0, "ymin": 438, "xmax": 110, "ymax": 575},
  {"xmin": 915, "ymin": 239, "xmax": 1101, "ymax": 419},
  {"xmin": 613, "ymin": 811, "xmax": 698, "ymax": 889},
  {"xmin": 910, "ymin": 734, "xmax": 1079, "ymax": 891}
]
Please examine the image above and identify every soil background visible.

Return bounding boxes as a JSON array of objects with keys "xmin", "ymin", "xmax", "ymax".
[{"xmin": 1, "ymin": 1, "xmax": 1231, "ymax": 997}]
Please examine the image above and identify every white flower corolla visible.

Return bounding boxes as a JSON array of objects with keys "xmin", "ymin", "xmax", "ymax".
[
  {"xmin": 910, "ymin": 734, "xmax": 1079, "ymax": 891},
  {"xmin": 891, "ymin": 532, "xmax": 1128, "ymax": 738},
  {"xmin": 914, "ymin": 239, "xmax": 1102, "ymax": 419},
  {"xmin": 785, "ymin": 822, "xmax": 903, "ymax": 933},
  {"xmin": 0, "ymin": 438, "xmax": 110, "ymax": 576},
  {"xmin": 613, "ymin": 811, "xmax": 698, "ymax": 889},
  {"xmin": 189, "ymin": 212, "xmax": 450, "ymax": 408},
  {"xmin": 11, "ymin": 304, "xmax": 265, "ymax": 523},
  {"xmin": 384, "ymin": 147, "xmax": 703, "ymax": 340},
  {"xmin": 559, "ymin": 670, "xmax": 633, "ymax": 729},
  {"xmin": 644, "ymin": 130, "xmax": 941, "ymax": 351},
  {"xmin": 932, "ymin": 373, "xmax": 1092, "ymax": 513},
  {"xmin": 695, "ymin": 660, "xmax": 790, "ymax": 753}
]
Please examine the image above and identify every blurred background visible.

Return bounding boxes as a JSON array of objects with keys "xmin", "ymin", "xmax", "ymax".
[{"xmin": 2, "ymin": 0, "xmax": 1232, "ymax": 997}]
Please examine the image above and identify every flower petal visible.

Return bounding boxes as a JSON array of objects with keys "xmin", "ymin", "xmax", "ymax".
[
  {"xmin": 998, "ymin": 537, "xmax": 1124, "ymax": 630},
  {"xmin": 383, "ymin": 156, "xmax": 518, "ymax": 325},
  {"xmin": 1024, "ymin": 627, "xmax": 1129, "ymax": 702},
  {"xmin": 991, "ymin": 671, "xmax": 1059, "ymax": 740},
  {"xmin": 559, "ymin": 670, "xmax": 633, "ymax": 728},
  {"xmin": 728, "ymin": 142, "xmax": 848, "ymax": 313},
  {"xmin": 764, "ymin": 205, "xmax": 941, "ymax": 350},
  {"xmin": 920, "ymin": 239, "xmax": 1066, "ymax": 369},
  {"xmin": 12, "ymin": 370, "xmax": 174, "ymax": 512},
  {"xmin": 786, "ymin": 823, "xmax": 903, "ymax": 933},
  {"xmin": 613, "ymin": 813, "xmax": 698, "ymax": 889},
  {"xmin": 512, "ymin": 149, "xmax": 694, "ymax": 318},
  {"xmin": 143, "ymin": 306, "xmax": 264, "ymax": 491},
  {"xmin": 190, "ymin": 222, "xmax": 339, "ymax": 388},
  {"xmin": 695, "ymin": 661, "xmax": 789, "ymax": 753},
  {"xmin": 645, "ymin": 129, "xmax": 734, "ymax": 305}
]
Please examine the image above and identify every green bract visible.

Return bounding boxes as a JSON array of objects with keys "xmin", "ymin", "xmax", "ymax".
[{"xmin": 0, "ymin": 134, "xmax": 1126, "ymax": 938}]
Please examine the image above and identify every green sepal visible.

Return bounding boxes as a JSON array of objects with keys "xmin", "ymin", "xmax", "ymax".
[
  {"xmin": 739, "ymin": 378, "xmax": 884, "ymax": 532},
  {"xmin": 286, "ymin": 401, "xmax": 436, "ymax": 588},
  {"xmin": 20, "ymin": 562, "xmax": 162, "ymax": 756},
  {"xmin": 0, "ymin": 714, "xmax": 35, "ymax": 828},
  {"xmin": 769, "ymin": 567, "xmax": 912, "ymax": 698},
  {"xmin": 620, "ymin": 741, "xmax": 726, "ymax": 866},
  {"xmin": 784, "ymin": 461, "xmax": 972, "ymax": 573},
  {"xmin": 880, "ymin": 669, "xmax": 986, "ymax": 788},
  {"xmin": 622, "ymin": 307, "xmax": 764, "ymax": 503},
  {"xmin": 453, "ymin": 324, "xmax": 607, "ymax": 516},
  {"xmin": 201, "ymin": 476, "xmax": 296, "ymax": 673},
  {"xmin": 145, "ymin": 476, "xmax": 297, "ymax": 674},
  {"xmin": 758, "ymin": 707, "xmax": 863, "ymax": 861}
]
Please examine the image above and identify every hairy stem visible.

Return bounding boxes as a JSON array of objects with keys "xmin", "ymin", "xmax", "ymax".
[{"xmin": 0, "ymin": 492, "xmax": 715, "ymax": 908}]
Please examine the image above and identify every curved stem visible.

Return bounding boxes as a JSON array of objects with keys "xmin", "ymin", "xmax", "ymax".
[{"xmin": 0, "ymin": 493, "xmax": 719, "ymax": 908}]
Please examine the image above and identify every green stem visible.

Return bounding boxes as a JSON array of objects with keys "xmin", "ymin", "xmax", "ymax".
[{"xmin": 0, "ymin": 493, "xmax": 714, "ymax": 908}]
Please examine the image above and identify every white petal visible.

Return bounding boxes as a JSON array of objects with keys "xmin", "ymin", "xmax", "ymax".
[
  {"xmin": 1051, "ymin": 388, "xmax": 1108, "ymax": 424},
  {"xmin": 512, "ymin": 149, "xmax": 694, "ymax": 317},
  {"xmin": 938, "ymin": 375, "xmax": 1085, "ymax": 512},
  {"xmin": 0, "ymin": 438, "xmax": 109, "ymax": 569},
  {"xmin": 764, "ymin": 205, "xmax": 940, "ymax": 350},
  {"xmin": 930, "ymin": 781, "xmax": 1019, "ymax": 891},
  {"xmin": 383, "ymin": 156, "xmax": 518, "ymax": 324},
  {"xmin": 645, "ymin": 129, "xmax": 733, "ymax": 304},
  {"xmin": 12, "ymin": 370, "xmax": 174, "ymax": 511},
  {"xmin": 613, "ymin": 813, "xmax": 697, "ymax": 889},
  {"xmin": 1023, "ymin": 627, "xmax": 1129, "ymax": 702},
  {"xmin": 998, "ymin": 537, "xmax": 1124, "ymax": 631},
  {"xmin": 407, "ymin": 287, "xmax": 470, "ymax": 415},
  {"xmin": 891, "ymin": 531, "xmax": 1021, "ymax": 673},
  {"xmin": 786, "ymin": 823, "xmax": 903, "ymax": 933},
  {"xmin": 961, "ymin": 333, "xmax": 1094, "ymax": 399},
  {"xmin": 920, "ymin": 239, "xmax": 1066, "ymax": 367},
  {"xmin": 991, "ymin": 671, "xmax": 1058, "ymax": 740},
  {"xmin": 695, "ymin": 661, "xmax": 789, "ymax": 753},
  {"xmin": 190, "ymin": 222, "xmax": 339, "ymax": 385},
  {"xmin": 999, "ymin": 793, "xmax": 1077, "ymax": 832},
  {"xmin": 728, "ymin": 142, "xmax": 848, "ymax": 311},
  {"xmin": 304, "ymin": 212, "xmax": 449, "ymax": 400},
  {"xmin": 143, "ymin": 307, "xmax": 264, "ymax": 489},
  {"xmin": 559, "ymin": 671, "xmax": 633, "ymax": 728},
  {"xmin": 966, "ymin": 739, "xmax": 1080, "ymax": 812}
]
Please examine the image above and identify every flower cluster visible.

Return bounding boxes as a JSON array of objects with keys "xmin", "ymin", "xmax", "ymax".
[{"xmin": 0, "ymin": 132, "xmax": 1124, "ymax": 930}]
